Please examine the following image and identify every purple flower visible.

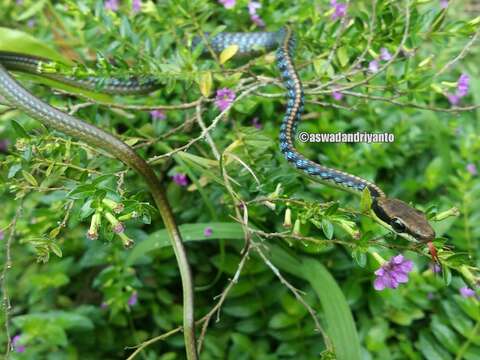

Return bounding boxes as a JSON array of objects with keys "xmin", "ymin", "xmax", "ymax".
[
  {"xmin": 214, "ymin": 88, "xmax": 236, "ymax": 111},
  {"xmin": 252, "ymin": 117, "xmax": 262, "ymax": 129},
  {"xmin": 204, "ymin": 227, "xmax": 213, "ymax": 237},
  {"xmin": 368, "ymin": 60, "xmax": 379, "ymax": 73},
  {"xmin": 132, "ymin": 0, "xmax": 141, "ymax": 13},
  {"xmin": 128, "ymin": 291, "xmax": 138, "ymax": 306},
  {"xmin": 380, "ymin": 48, "xmax": 392, "ymax": 61},
  {"xmin": 128, "ymin": 294, "xmax": 137, "ymax": 306},
  {"xmin": 251, "ymin": 14, "xmax": 265, "ymax": 27},
  {"xmin": 12, "ymin": 335, "xmax": 26, "ymax": 353},
  {"xmin": 100, "ymin": 301, "xmax": 108, "ymax": 309},
  {"xmin": 440, "ymin": 0, "xmax": 449, "ymax": 9},
  {"xmin": 457, "ymin": 73, "xmax": 470, "ymax": 97},
  {"xmin": 373, "ymin": 254, "xmax": 414, "ymax": 291},
  {"xmin": 466, "ymin": 163, "xmax": 477, "ymax": 176},
  {"xmin": 447, "ymin": 93, "xmax": 460, "ymax": 106},
  {"xmin": 27, "ymin": 19, "xmax": 36, "ymax": 28},
  {"xmin": 218, "ymin": 0, "xmax": 235, "ymax": 9},
  {"xmin": 150, "ymin": 109, "xmax": 166, "ymax": 120},
  {"xmin": 16, "ymin": 0, "xmax": 23, "ymax": 4},
  {"xmin": 0, "ymin": 230, "xmax": 4, "ymax": 240},
  {"xmin": 113, "ymin": 222, "xmax": 125, "ymax": 234},
  {"xmin": 332, "ymin": 90, "xmax": 343, "ymax": 101},
  {"xmin": 331, "ymin": 0, "xmax": 347, "ymax": 20},
  {"xmin": 172, "ymin": 173, "xmax": 189, "ymax": 186},
  {"xmin": 459, "ymin": 286, "xmax": 475, "ymax": 298},
  {"xmin": 0, "ymin": 139, "xmax": 9, "ymax": 153},
  {"xmin": 105, "ymin": 0, "xmax": 119, "ymax": 11},
  {"xmin": 248, "ymin": 2, "xmax": 265, "ymax": 27},
  {"xmin": 429, "ymin": 263, "xmax": 441, "ymax": 273}
]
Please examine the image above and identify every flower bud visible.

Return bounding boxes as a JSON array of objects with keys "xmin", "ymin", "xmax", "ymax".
[
  {"xmin": 102, "ymin": 198, "xmax": 124, "ymax": 214},
  {"xmin": 87, "ymin": 212, "xmax": 101, "ymax": 240},
  {"xmin": 283, "ymin": 208, "xmax": 292, "ymax": 228}
]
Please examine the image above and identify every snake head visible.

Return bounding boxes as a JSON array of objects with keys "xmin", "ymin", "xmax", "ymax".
[{"xmin": 372, "ymin": 197, "xmax": 435, "ymax": 243}]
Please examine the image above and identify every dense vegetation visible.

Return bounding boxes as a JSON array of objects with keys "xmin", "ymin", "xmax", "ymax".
[{"xmin": 1, "ymin": 0, "xmax": 479, "ymax": 359}]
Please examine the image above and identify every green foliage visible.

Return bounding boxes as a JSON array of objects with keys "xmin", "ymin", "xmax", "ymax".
[{"xmin": 1, "ymin": 0, "xmax": 479, "ymax": 359}]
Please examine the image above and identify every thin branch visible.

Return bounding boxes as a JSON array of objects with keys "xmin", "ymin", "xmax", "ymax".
[
  {"xmin": 253, "ymin": 242, "xmax": 333, "ymax": 352},
  {"xmin": 196, "ymin": 242, "xmax": 252, "ymax": 353},
  {"xmin": 1, "ymin": 205, "xmax": 23, "ymax": 356}
]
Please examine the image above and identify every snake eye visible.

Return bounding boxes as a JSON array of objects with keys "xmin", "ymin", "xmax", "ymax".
[{"xmin": 390, "ymin": 218, "xmax": 406, "ymax": 233}]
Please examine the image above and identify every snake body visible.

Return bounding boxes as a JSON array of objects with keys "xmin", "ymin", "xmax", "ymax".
[
  {"xmin": 0, "ymin": 25, "xmax": 437, "ymax": 358},
  {"xmin": 197, "ymin": 28, "xmax": 436, "ymax": 251}
]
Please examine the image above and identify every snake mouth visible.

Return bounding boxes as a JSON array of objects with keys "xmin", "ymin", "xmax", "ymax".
[{"xmin": 371, "ymin": 197, "xmax": 435, "ymax": 242}]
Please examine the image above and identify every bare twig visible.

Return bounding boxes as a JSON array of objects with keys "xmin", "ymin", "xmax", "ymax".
[{"xmin": 1, "ymin": 205, "xmax": 23, "ymax": 356}]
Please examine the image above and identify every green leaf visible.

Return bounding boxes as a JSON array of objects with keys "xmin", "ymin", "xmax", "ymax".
[
  {"xmin": 360, "ymin": 187, "xmax": 372, "ymax": 213},
  {"xmin": 16, "ymin": 0, "xmax": 48, "ymax": 21},
  {"xmin": 268, "ymin": 246, "xmax": 362, "ymax": 360},
  {"xmin": 22, "ymin": 170, "xmax": 38, "ymax": 187},
  {"xmin": 269, "ymin": 313, "xmax": 298, "ymax": 329},
  {"xmin": 337, "ymin": 47, "xmax": 349, "ymax": 67},
  {"xmin": 50, "ymin": 242, "xmax": 63, "ymax": 258},
  {"xmin": 301, "ymin": 258, "xmax": 362, "ymax": 360},
  {"xmin": 125, "ymin": 222, "xmax": 245, "ymax": 266},
  {"xmin": 0, "ymin": 27, "xmax": 69, "ymax": 63},
  {"xmin": 198, "ymin": 71, "xmax": 212, "ymax": 97},
  {"xmin": 219, "ymin": 45, "xmax": 239, "ymax": 64},
  {"xmin": 10, "ymin": 119, "xmax": 29, "ymax": 138},
  {"xmin": 321, "ymin": 219, "xmax": 334, "ymax": 239},
  {"xmin": 431, "ymin": 315, "xmax": 460, "ymax": 353},
  {"xmin": 8, "ymin": 163, "xmax": 22, "ymax": 178}
]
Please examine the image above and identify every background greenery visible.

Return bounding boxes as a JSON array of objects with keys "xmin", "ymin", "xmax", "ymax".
[{"xmin": 0, "ymin": 0, "xmax": 479, "ymax": 359}]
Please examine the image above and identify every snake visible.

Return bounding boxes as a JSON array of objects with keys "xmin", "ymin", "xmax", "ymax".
[{"xmin": 0, "ymin": 25, "xmax": 437, "ymax": 358}]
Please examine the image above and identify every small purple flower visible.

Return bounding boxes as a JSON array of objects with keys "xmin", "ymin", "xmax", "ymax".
[
  {"xmin": 105, "ymin": 0, "xmax": 119, "ymax": 11},
  {"xmin": 150, "ymin": 109, "xmax": 166, "ymax": 120},
  {"xmin": 373, "ymin": 254, "xmax": 414, "ymax": 291},
  {"xmin": 248, "ymin": 2, "xmax": 265, "ymax": 27},
  {"xmin": 332, "ymin": 90, "xmax": 343, "ymax": 101},
  {"xmin": 12, "ymin": 335, "xmax": 26, "ymax": 353},
  {"xmin": 16, "ymin": 0, "xmax": 23, "ymax": 4},
  {"xmin": 459, "ymin": 286, "xmax": 475, "ymax": 298},
  {"xmin": 113, "ymin": 222, "xmax": 125, "ymax": 234},
  {"xmin": 430, "ymin": 263, "xmax": 441, "ymax": 273},
  {"xmin": 218, "ymin": 0, "xmax": 235, "ymax": 9},
  {"xmin": 251, "ymin": 14, "xmax": 265, "ymax": 27},
  {"xmin": 252, "ymin": 117, "xmax": 262, "ymax": 129},
  {"xmin": 100, "ymin": 301, "xmax": 108, "ymax": 309},
  {"xmin": 466, "ymin": 163, "xmax": 478, "ymax": 176},
  {"xmin": 447, "ymin": 93, "xmax": 460, "ymax": 106},
  {"xmin": 0, "ymin": 230, "xmax": 4, "ymax": 240},
  {"xmin": 380, "ymin": 48, "xmax": 392, "ymax": 61},
  {"xmin": 457, "ymin": 73, "xmax": 470, "ymax": 97},
  {"xmin": 172, "ymin": 173, "xmax": 189, "ymax": 187},
  {"xmin": 128, "ymin": 291, "xmax": 138, "ymax": 306},
  {"xmin": 27, "ymin": 19, "xmax": 36, "ymax": 28},
  {"xmin": 427, "ymin": 292, "xmax": 435, "ymax": 300},
  {"xmin": 204, "ymin": 227, "xmax": 213, "ymax": 237},
  {"xmin": 0, "ymin": 139, "xmax": 9, "ymax": 153},
  {"xmin": 132, "ymin": 0, "xmax": 141, "ymax": 13},
  {"xmin": 440, "ymin": 0, "xmax": 449, "ymax": 9},
  {"xmin": 368, "ymin": 60, "xmax": 379, "ymax": 73},
  {"xmin": 214, "ymin": 88, "xmax": 236, "ymax": 111},
  {"xmin": 331, "ymin": 0, "xmax": 347, "ymax": 20}
]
